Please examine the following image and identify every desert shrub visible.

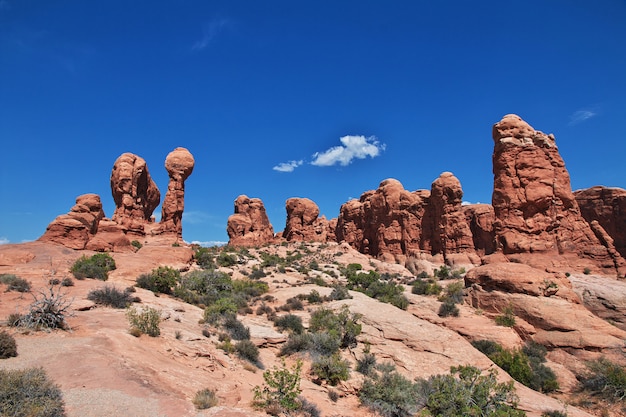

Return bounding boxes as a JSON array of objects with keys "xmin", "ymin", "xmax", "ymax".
[
  {"xmin": 193, "ymin": 247, "xmax": 216, "ymax": 269},
  {"xmin": 193, "ymin": 388, "xmax": 218, "ymax": 409},
  {"xmin": 204, "ymin": 297, "xmax": 238, "ymax": 324},
  {"xmin": 280, "ymin": 297, "xmax": 304, "ymax": 312},
  {"xmin": 20, "ymin": 284, "xmax": 73, "ymax": 330},
  {"xmin": 309, "ymin": 332, "xmax": 341, "ymax": 356},
  {"xmin": 306, "ymin": 289, "xmax": 323, "ymax": 304},
  {"xmin": 253, "ymin": 359, "xmax": 303, "ymax": 413},
  {"xmin": 309, "ymin": 306, "xmax": 361, "ymax": 349},
  {"xmin": 434, "ymin": 265, "xmax": 450, "ymax": 279},
  {"xmin": 578, "ymin": 357, "xmax": 626, "ymax": 402},
  {"xmin": 249, "ymin": 267, "xmax": 266, "ymax": 280},
  {"xmin": 175, "ymin": 269, "xmax": 233, "ymax": 305},
  {"xmin": 356, "ymin": 352, "xmax": 377, "ymax": 376},
  {"xmin": 260, "ymin": 252, "xmax": 284, "ymax": 268},
  {"xmin": 311, "ymin": 353, "xmax": 350, "ymax": 385},
  {"xmin": 231, "ymin": 279, "xmax": 269, "ymax": 299},
  {"xmin": 473, "ymin": 340, "xmax": 558, "ymax": 393},
  {"xmin": 421, "ymin": 365, "xmax": 524, "ymax": 417},
  {"xmin": 217, "ymin": 252, "xmax": 238, "ymax": 267},
  {"xmin": 70, "ymin": 253, "xmax": 116, "ymax": 280},
  {"xmin": 136, "ymin": 266, "xmax": 179, "ymax": 294},
  {"xmin": 0, "ymin": 367, "xmax": 66, "ymax": 417},
  {"xmin": 0, "ymin": 274, "xmax": 31, "ymax": 292},
  {"xmin": 223, "ymin": 314, "xmax": 250, "ymax": 340},
  {"xmin": 126, "ymin": 306, "xmax": 161, "ymax": 337},
  {"xmin": 6, "ymin": 313, "xmax": 22, "ymax": 327},
  {"xmin": 87, "ymin": 285, "xmax": 134, "ymax": 308},
  {"xmin": 130, "ymin": 240, "xmax": 142, "ymax": 250},
  {"xmin": 583, "ymin": 267, "xmax": 591, "ymax": 275},
  {"xmin": 438, "ymin": 299, "xmax": 460, "ymax": 317},
  {"xmin": 495, "ymin": 305, "xmax": 516, "ymax": 327},
  {"xmin": 0, "ymin": 331, "xmax": 17, "ymax": 359},
  {"xmin": 542, "ymin": 411, "xmax": 568, "ymax": 417},
  {"xmin": 235, "ymin": 339, "xmax": 260, "ymax": 364},
  {"xmin": 256, "ymin": 303, "xmax": 274, "ymax": 316},
  {"xmin": 411, "ymin": 278, "xmax": 442, "ymax": 296},
  {"xmin": 280, "ymin": 333, "xmax": 312, "ymax": 356},
  {"xmin": 346, "ymin": 270, "xmax": 408, "ymax": 309},
  {"xmin": 274, "ymin": 314, "xmax": 304, "ymax": 334},
  {"xmin": 60, "ymin": 277, "xmax": 74, "ymax": 287},
  {"xmin": 360, "ymin": 368, "xmax": 425, "ymax": 417},
  {"xmin": 440, "ymin": 280, "xmax": 464, "ymax": 304},
  {"xmin": 328, "ymin": 284, "xmax": 352, "ymax": 300}
]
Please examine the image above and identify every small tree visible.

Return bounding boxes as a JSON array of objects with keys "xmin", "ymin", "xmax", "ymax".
[{"xmin": 253, "ymin": 359, "xmax": 303, "ymax": 413}]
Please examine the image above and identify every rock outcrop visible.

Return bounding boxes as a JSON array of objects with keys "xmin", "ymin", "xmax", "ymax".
[
  {"xmin": 335, "ymin": 179, "xmax": 428, "ymax": 263},
  {"xmin": 464, "ymin": 204, "xmax": 496, "ymax": 255},
  {"xmin": 575, "ymin": 186, "xmax": 626, "ymax": 259},
  {"xmin": 283, "ymin": 198, "xmax": 334, "ymax": 242},
  {"xmin": 421, "ymin": 172, "xmax": 476, "ymax": 264},
  {"xmin": 158, "ymin": 147, "xmax": 195, "ymax": 237},
  {"xmin": 491, "ymin": 114, "xmax": 624, "ymax": 275},
  {"xmin": 110, "ymin": 153, "xmax": 160, "ymax": 234},
  {"xmin": 227, "ymin": 195, "xmax": 275, "ymax": 247}
]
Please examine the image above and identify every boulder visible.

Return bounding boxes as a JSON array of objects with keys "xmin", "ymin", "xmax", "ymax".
[
  {"xmin": 283, "ymin": 198, "xmax": 334, "ymax": 242},
  {"xmin": 39, "ymin": 194, "xmax": 105, "ymax": 249},
  {"xmin": 491, "ymin": 114, "xmax": 625, "ymax": 275},
  {"xmin": 110, "ymin": 153, "xmax": 160, "ymax": 234},
  {"xmin": 158, "ymin": 147, "xmax": 195, "ymax": 237},
  {"xmin": 227, "ymin": 195, "xmax": 275, "ymax": 247}
]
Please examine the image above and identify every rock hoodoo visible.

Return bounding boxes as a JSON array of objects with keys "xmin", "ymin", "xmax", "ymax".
[
  {"xmin": 227, "ymin": 195, "xmax": 275, "ymax": 247},
  {"xmin": 335, "ymin": 178, "xmax": 428, "ymax": 263},
  {"xmin": 463, "ymin": 204, "xmax": 496, "ymax": 256},
  {"xmin": 420, "ymin": 172, "xmax": 476, "ymax": 263},
  {"xmin": 283, "ymin": 198, "xmax": 334, "ymax": 242},
  {"xmin": 575, "ymin": 186, "xmax": 626, "ymax": 259},
  {"xmin": 110, "ymin": 153, "xmax": 160, "ymax": 234},
  {"xmin": 491, "ymin": 114, "xmax": 624, "ymax": 274},
  {"xmin": 158, "ymin": 147, "xmax": 195, "ymax": 237}
]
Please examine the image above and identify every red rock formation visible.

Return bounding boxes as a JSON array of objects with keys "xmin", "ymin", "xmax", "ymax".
[
  {"xmin": 227, "ymin": 195, "xmax": 275, "ymax": 247},
  {"xmin": 420, "ymin": 172, "xmax": 475, "ymax": 261},
  {"xmin": 283, "ymin": 198, "xmax": 334, "ymax": 242},
  {"xmin": 110, "ymin": 153, "xmax": 160, "ymax": 234},
  {"xmin": 39, "ymin": 194, "xmax": 106, "ymax": 250},
  {"xmin": 464, "ymin": 204, "xmax": 496, "ymax": 255},
  {"xmin": 336, "ymin": 179, "xmax": 428, "ymax": 263},
  {"xmin": 575, "ymin": 186, "xmax": 626, "ymax": 259},
  {"xmin": 158, "ymin": 147, "xmax": 195, "ymax": 237},
  {"xmin": 491, "ymin": 114, "xmax": 624, "ymax": 275}
]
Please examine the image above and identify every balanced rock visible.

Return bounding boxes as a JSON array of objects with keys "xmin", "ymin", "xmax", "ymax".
[
  {"xmin": 159, "ymin": 147, "xmax": 195, "ymax": 237},
  {"xmin": 227, "ymin": 195, "xmax": 275, "ymax": 247},
  {"xmin": 421, "ymin": 172, "xmax": 475, "ymax": 262},
  {"xmin": 491, "ymin": 114, "xmax": 624, "ymax": 275},
  {"xmin": 110, "ymin": 153, "xmax": 160, "ymax": 234},
  {"xmin": 575, "ymin": 186, "xmax": 626, "ymax": 259},
  {"xmin": 336, "ymin": 178, "xmax": 427, "ymax": 263},
  {"xmin": 39, "ymin": 194, "xmax": 106, "ymax": 249},
  {"xmin": 283, "ymin": 198, "xmax": 334, "ymax": 242}
]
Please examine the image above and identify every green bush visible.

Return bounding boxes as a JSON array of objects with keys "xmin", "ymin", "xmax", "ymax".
[
  {"xmin": 438, "ymin": 299, "xmax": 460, "ymax": 317},
  {"xmin": 579, "ymin": 357, "xmax": 626, "ymax": 402},
  {"xmin": 309, "ymin": 306, "xmax": 361, "ymax": 349},
  {"xmin": 274, "ymin": 314, "xmax": 304, "ymax": 334},
  {"xmin": 223, "ymin": 314, "xmax": 250, "ymax": 340},
  {"xmin": 346, "ymin": 269, "xmax": 408, "ymax": 309},
  {"xmin": 280, "ymin": 333, "xmax": 312, "ymax": 356},
  {"xmin": 253, "ymin": 360, "xmax": 303, "ymax": 413},
  {"xmin": 495, "ymin": 305, "xmax": 516, "ymax": 327},
  {"xmin": 130, "ymin": 240, "xmax": 143, "ymax": 250},
  {"xmin": 306, "ymin": 289, "xmax": 323, "ymax": 304},
  {"xmin": 360, "ymin": 368, "xmax": 424, "ymax": 417},
  {"xmin": 309, "ymin": 332, "xmax": 341, "ymax": 356},
  {"xmin": 0, "ymin": 331, "xmax": 17, "ymax": 359},
  {"xmin": 441, "ymin": 281, "xmax": 464, "ymax": 304},
  {"xmin": 328, "ymin": 285, "xmax": 352, "ymax": 300},
  {"xmin": 70, "ymin": 253, "xmax": 116, "ymax": 280},
  {"xmin": 356, "ymin": 352, "xmax": 377, "ymax": 376},
  {"xmin": 135, "ymin": 266, "xmax": 180, "ymax": 294},
  {"xmin": 126, "ymin": 306, "xmax": 161, "ymax": 337},
  {"xmin": 194, "ymin": 247, "xmax": 216, "ymax": 269},
  {"xmin": 235, "ymin": 339, "xmax": 260, "ymax": 364},
  {"xmin": 193, "ymin": 388, "xmax": 218, "ymax": 409},
  {"xmin": 204, "ymin": 298, "xmax": 238, "ymax": 324},
  {"xmin": 174, "ymin": 269, "xmax": 233, "ymax": 305},
  {"xmin": 0, "ymin": 274, "xmax": 31, "ymax": 292},
  {"xmin": 280, "ymin": 297, "xmax": 304, "ymax": 311},
  {"xmin": 217, "ymin": 252, "xmax": 238, "ymax": 267},
  {"xmin": 87, "ymin": 285, "xmax": 134, "ymax": 308},
  {"xmin": 311, "ymin": 353, "xmax": 350, "ymax": 385},
  {"xmin": 249, "ymin": 267, "xmax": 267, "ymax": 280},
  {"xmin": 0, "ymin": 367, "xmax": 66, "ymax": 417},
  {"xmin": 411, "ymin": 278, "xmax": 442, "ymax": 296},
  {"xmin": 434, "ymin": 265, "xmax": 451, "ymax": 279},
  {"xmin": 542, "ymin": 411, "xmax": 568, "ymax": 417}
]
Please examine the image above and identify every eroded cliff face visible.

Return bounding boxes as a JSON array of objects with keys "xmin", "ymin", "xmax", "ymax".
[
  {"xmin": 490, "ymin": 114, "xmax": 624, "ymax": 275},
  {"xmin": 283, "ymin": 198, "xmax": 335, "ymax": 243}
]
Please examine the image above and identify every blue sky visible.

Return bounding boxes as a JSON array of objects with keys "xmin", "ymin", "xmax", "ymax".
[{"xmin": 1, "ymin": 1, "xmax": 625, "ymax": 246}]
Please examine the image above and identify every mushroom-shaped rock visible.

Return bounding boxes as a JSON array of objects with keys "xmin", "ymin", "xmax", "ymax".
[
  {"xmin": 227, "ymin": 195, "xmax": 275, "ymax": 247},
  {"xmin": 159, "ymin": 147, "xmax": 195, "ymax": 237},
  {"xmin": 111, "ymin": 153, "xmax": 160, "ymax": 234}
]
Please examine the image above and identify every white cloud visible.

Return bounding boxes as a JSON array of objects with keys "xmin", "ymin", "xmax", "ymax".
[
  {"xmin": 0, "ymin": 237, "xmax": 9, "ymax": 245},
  {"xmin": 569, "ymin": 109, "xmax": 597, "ymax": 126},
  {"xmin": 311, "ymin": 135, "xmax": 385, "ymax": 167},
  {"xmin": 273, "ymin": 160, "xmax": 303, "ymax": 173},
  {"xmin": 192, "ymin": 17, "xmax": 231, "ymax": 51}
]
